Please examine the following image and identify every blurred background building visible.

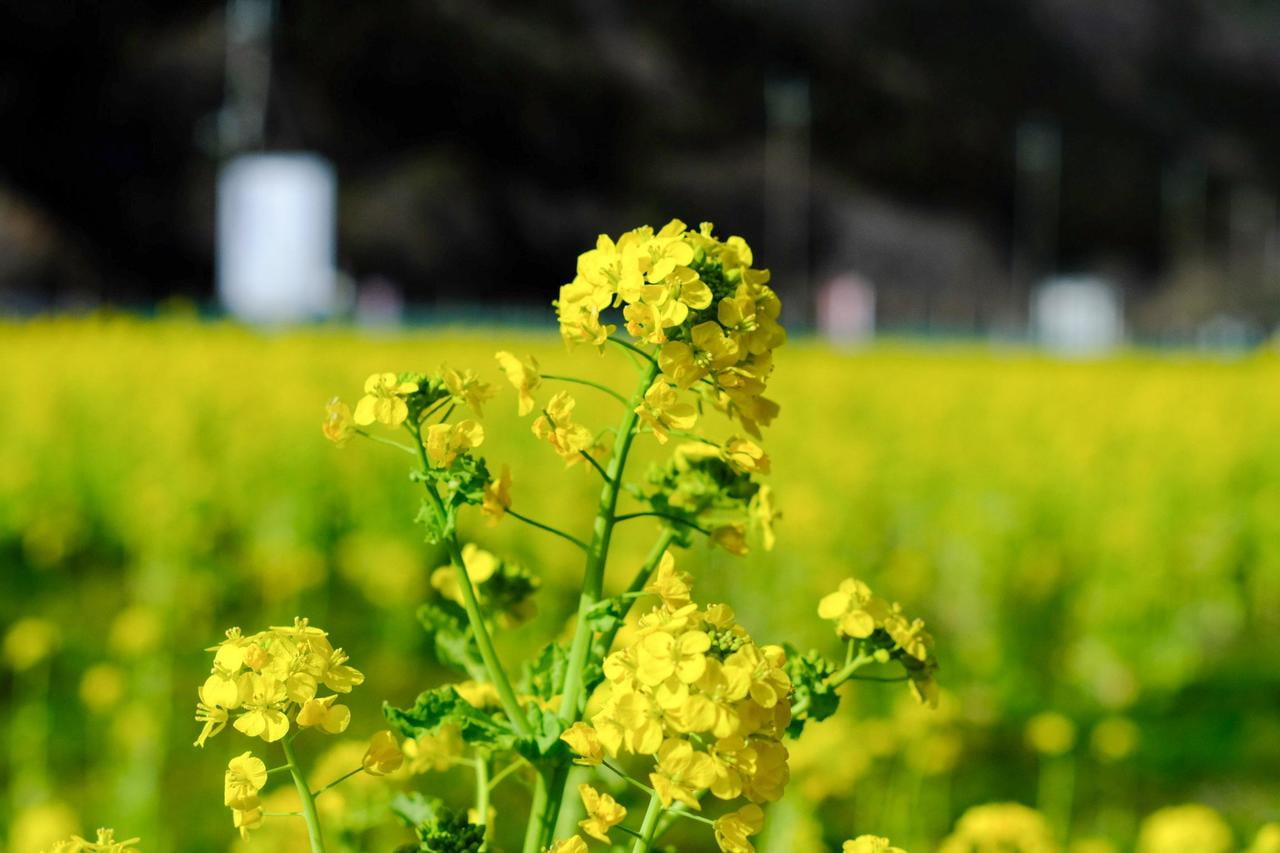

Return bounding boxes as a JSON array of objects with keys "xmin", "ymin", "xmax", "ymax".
[{"xmin": 3, "ymin": 0, "xmax": 1280, "ymax": 343}]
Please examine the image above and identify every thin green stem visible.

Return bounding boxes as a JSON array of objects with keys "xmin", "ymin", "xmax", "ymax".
[
  {"xmin": 474, "ymin": 755, "xmax": 490, "ymax": 835},
  {"xmin": 281, "ymin": 736, "xmax": 326, "ymax": 853},
  {"xmin": 312, "ymin": 765, "xmax": 364, "ymax": 798},
  {"xmin": 266, "ymin": 764, "xmax": 291, "ymax": 775},
  {"xmin": 630, "ymin": 792, "xmax": 665, "ymax": 853},
  {"xmin": 409, "ymin": 429, "xmax": 531, "ymax": 740},
  {"xmin": 506, "ymin": 508, "xmax": 590, "ymax": 552},
  {"xmin": 614, "ymin": 511, "xmax": 709, "ymax": 535},
  {"xmin": 602, "ymin": 759, "xmax": 655, "ymax": 796},
  {"xmin": 607, "ymin": 335, "xmax": 659, "ymax": 366},
  {"xmin": 263, "ymin": 811, "xmax": 303, "ymax": 818},
  {"xmin": 354, "ymin": 429, "xmax": 418, "ymax": 456},
  {"xmin": 578, "ymin": 450, "xmax": 612, "ymax": 483},
  {"xmin": 487, "ymin": 758, "xmax": 527, "ymax": 791},
  {"xmin": 521, "ymin": 768, "xmax": 554, "ymax": 853},
  {"xmin": 542, "ymin": 373, "xmax": 630, "ymax": 405}
]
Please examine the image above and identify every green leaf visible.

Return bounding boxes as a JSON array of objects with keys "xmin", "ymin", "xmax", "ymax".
[
  {"xmin": 390, "ymin": 791, "xmax": 440, "ymax": 828},
  {"xmin": 384, "ymin": 686, "xmax": 516, "ymax": 752},
  {"xmin": 414, "ymin": 498, "xmax": 449, "ymax": 544},
  {"xmin": 583, "ymin": 596, "xmax": 627, "ymax": 635},
  {"xmin": 416, "ymin": 805, "xmax": 485, "ymax": 853},
  {"xmin": 520, "ymin": 642, "xmax": 569, "ymax": 702},
  {"xmin": 417, "ymin": 602, "xmax": 485, "ymax": 679}
]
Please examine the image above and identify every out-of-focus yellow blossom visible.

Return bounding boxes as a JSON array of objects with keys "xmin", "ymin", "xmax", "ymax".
[
  {"xmin": 232, "ymin": 804, "xmax": 263, "ymax": 840},
  {"xmin": 108, "ymin": 605, "xmax": 163, "ymax": 657},
  {"xmin": 224, "ymin": 752, "xmax": 267, "ymax": 809},
  {"xmin": 402, "ymin": 725, "xmax": 464, "ymax": 773},
  {"xmin": 818, "ymin": 579, "xmax": 885, "ymax": 639},
  {"xmin": 454, "ymin": 679, "xmax": 503, "ymax": 710},
  {"xmin": 1136, "ymin": 804, "xmax": 1233, "ymax": 853},
  {"xmin": 643, "ymin": 550, "xmax": 693, "ymax": 609},
  {"xmin": 532, "ymin": 392, "xmax": 595, "ymax": 463},
  {"xmin": 844, "ymin": 836, "xmax": 906, "ymax": 853},
  {"xmin": 192, "ymin": 618, "xmax": 363, "ymax": 747},
  {"xmin": 296, "ymin": 695, "xmax": 352, "ymax": 734},
  {"xmin": 748, "ymin": 485, "xmax": 779, "ymax": 551},
  {"xmin": 1025, "ymin": 712, "xmax": 1076, "ymax": 756},
  {"xmin": 636, "ymin": 379, "xmax": 697, "ymax": 443},
  {"xmin": 560, "ymin": 721, "xmax": 604, "ymax": 766},
  {"xmin": 1069, "ymin": 840, "xmax": 1118, "ymax": 853},
  {"xmin": 1247, "ymin": 824, "xmax": 1280, "ymax": 853},
  {"xmin": 576, "ymin": 784, "xmax": 626, "ymax": 842},
  {"xmin": 494, "ymin": 351, "xmax": 540, "ymax": 416},
  {"xmin": 424, "ymin": 419, "xmax": 484, "ymax": 467},
  {"xmin": 432, "ymin": 543, "xmax": 499, "ymax": 603},
  {"xmin": 353, "ymin": 372, "xmax": 418, "ymax": 426},
  {"xmin": 442, "ymin": 365, "xmax": 494, "ymax": 416},
  {"xmin": 79, "ymin": 663, "xmax": 126, "ymax": 713},
  {"xmin": 723, "ymin": 437, "xmax": 770, "ymax": 475},
  {"xmin": 482, "ymin": 464, "xmax": 512, "ymax": 523},
  {"xmin": 939, "ymin": 802, "xmax": 1058, "ymax": 853},
  {"xmin": 710, "ymin": 523, "xmax": 748, "ymax": 556},
  {"xmin": 547, "ymin": 835, "xmax": 589, "ymax": 853},
  {"xmin": 322, "ymin": 397, "xmax": 354, "ymax": 446},
  {"xmin": 361, "ymin": 730, "xmax": 404, "ymax": 776},
  {"xmin": 4, "ymin": 617, "xmax": 59, "ymax": 670},
  {"xmin": 42, "ymin": 828, "xmax": 142, "ymax": 853},
  {"xmin": 714, "ymin": 803, "xmax": 765, "ymax": 853},
  {"xmin": 1090, "ymin": 716, "xmax": 1139, "ymax": 762}
]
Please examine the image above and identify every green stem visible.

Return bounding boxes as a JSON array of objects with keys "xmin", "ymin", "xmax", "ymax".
[
  {"xmin": 281, "ymin": 736, "xmax": 326, "ymax": 853},
  {"xmin": 475, "ymin": 755, "xmax": 490, "ymax": 837},
  {"xmin": 578, "ymin": 450, "xmax": 612, "ymax": 483},
  {"xmin": 506, "ymin": 508, "xmax": 590, "ymax": 552},
  {"xmin": 354, "ymin": 428, "xmax": 418, "ymax": 455},
  {"xmin": 410, "ymin": 429, "xmax": 531, "ymax": 740},
  {"xmin": 542, "ymin": 373, "xmax": 630, "ymax": 405},
  {"xmin": 630, "ymin": 792, "xmax": 665, "ymax": 853},
  {"xmin": 521, "ymin": 768, "xmax": 556, "ymax": 853},
  {"xmin": 608, "ymin": 335, "xmax": 659, "ymax": 365},
  {"xmin": 614, "ymin": 511, "xmax": 709, "ymax": 534},
  {"xmin": 312, "ymin": 765, "xmax": 364, "ymax": 797}
]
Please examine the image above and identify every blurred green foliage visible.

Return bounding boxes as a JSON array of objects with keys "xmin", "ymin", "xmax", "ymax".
[{"xmin": 2, "ymin": 317, "xmax": 1279, "ymax": 851}]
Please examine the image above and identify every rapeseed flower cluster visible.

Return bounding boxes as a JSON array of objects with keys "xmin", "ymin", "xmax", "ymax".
[
  {"xmin": 939, "ymin": 803, "xmax": 1058, "ymax": 853},
  {"xmin": 194, "ymin": 617, "xmax": 364, "ymax": 748},
  {"xmin": 555, "ymin": 553, "xmax": 792, "ymax": 852},
  {"xmin": 557, "ymin": 220, "xmax": 785, "ymax": 437},
  {"xmin": 818, "ymin": 578, "xmax": 938, "ymax": 707}
]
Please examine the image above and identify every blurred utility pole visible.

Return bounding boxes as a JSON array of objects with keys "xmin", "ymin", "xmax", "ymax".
[
  {"xmin": 764, "ymin": 75, "xmax": 812, "ymax": 328},
  {"xmin": 219, "ymin": 0, "xmax": 275, "ymax": 153},
  {"xmin": 1010, "ymin": 120, "xmax": 1062, "ymax": 331}
]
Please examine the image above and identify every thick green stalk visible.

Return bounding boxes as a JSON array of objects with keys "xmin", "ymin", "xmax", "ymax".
[
  {"xmin": 281, "ymin": 737, "xmax": 326, "ymax": 853},
  {"xmin": 630, "ymin": 792, "xmax": 665, "ymax": 853},
  {"xmin": 413, "ymin": 435, "xmax": 531, "ymax": 739},
  {"xmin": 521, "ymin": 768, "xmax": 553, "ymax": 853}
]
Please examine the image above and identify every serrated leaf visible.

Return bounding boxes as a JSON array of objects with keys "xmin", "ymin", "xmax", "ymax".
[
  {"xmin": 384, "ymin": 686, "xmax": 516, "ymax": 752},
  {"xmin": 418, "ymin": 602, "xmax": 485, "ymax": 679}
]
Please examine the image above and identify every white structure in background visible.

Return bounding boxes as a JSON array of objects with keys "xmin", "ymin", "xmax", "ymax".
[
  {"xmin": 216, "ymin": 153, "xmax": 338, "ymax": 323},
  {"xmin": 1032, "ymin": 275, "xmax": 1123, "ymax": 355},
  {"xmin": 816, "ymin": 273, "xmax": 876, "ymax": 343}
]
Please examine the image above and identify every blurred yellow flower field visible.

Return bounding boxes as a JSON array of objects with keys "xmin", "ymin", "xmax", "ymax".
[{"xmin": 3, "ymin": 316, "xmax": 1280, "ymax": 851}]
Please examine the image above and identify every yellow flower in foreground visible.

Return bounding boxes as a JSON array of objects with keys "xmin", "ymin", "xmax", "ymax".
[
  {"xmin": 443, "ymin": 366, "xmax": 494, "ymax": 416},
  {"xmin": 650, "ymin": 738, "xmax": 717, "ymax": 809},
  {"xmin": 362, "ymin": 730, "xmax": 405, "ymax": 776},
  {"xmin": 644, "ymin": 550, "xmax": 692, "ymax": 609},
  {"xmin": 353, "ymin": 372, "xmax": 418, "ymax": 426},
  {"xmin": 232, "ymin": 804, "xmax": 262, "ymax": 840},
  {"xmin": 844, "ymin": 835, "xmax": 906, "ymax": 853},
  {"xmin": 1136, "ymin": 804, "xmax": 1232, "ymax": 853},
  {"xmin": 723, "ymin": 437, "xmax": 770, "ymax": 474},
  {"xmin": 296, "ymin": 695, "xmax": 352, "ymax": 734},
  {"xmin": 532, "ymin": 392, "xmax": 595, "ymax": 463},
  {"xmin": 322, "ymin": 397, "xmax": 354, "ymax": 446},
  {"xmin": 710, "ymin": 523, "xmax": 748, "ymax": 556},
  {"xmin": 748, "ymin": 485, "xmax": 779, "ymax": 551},
  {"xmin": 577, "ymin": 784, "xmax": 626, "ymax": 842},
  {"xmin": 560, "ymin": 722, "xmax": 604, "ymax": 766},
  {"xmin": 714, "ymin": 804, "xmax": 765, "ymax": 853},
  {"xmin": 817, "ymin": 579, "xmax": 885, "ymax": 639},
  {"xmin": 224, "ymin": 751, "xmax": 267, "ymax": 809},
  {"xmin": 424, "ymin": 419, "xmax": 484, "ymax": 467},
  {"xmin": 547, "ymin": 836, "xmax": 589, "ymax": 853},
  {"xmin": 482, "ymin": 465, "xmax": 512, "ymax": 524},
  {"xmin": 494, "ymin": 351, "xmax": 541, "ymax": 416},
  {"xmin": 636, "ymin": 379, "xmax": 697, "ymax": 443}
]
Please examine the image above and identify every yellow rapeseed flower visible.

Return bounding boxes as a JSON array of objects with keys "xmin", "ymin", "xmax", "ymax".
[
  {"xmin": 424, "ymin": 419, "xmax": 484, "ymax": 467},
  {"xmin": 362, "ymin": 730, "xmax": 405, "ymax": 776},
  {"xmin": 532, "ymin": 392, "xmax": 595, "ymax": 463},
  {"xmin": 296, "ymin": 695, "xmax": 352, "ymax": 734},
  {"xmin": 481, "ymin": 464, "xmax": 512, "ymax": 523},
  {"xmin": 817, "ymin": 579, "xmax": 886, "ymax": 639},
  {"xmin": 547, "ymin": 835, "xmax": 589, "ymax": 853},
  {"xmin": 650, "ymin": 738, "xmax": 718, "ymax": 809},
  {"xmin": 224, "ymin": 751, "xmax": 267, "ymax": 809},
  {"xmin": 643, "ymin": 550, "xmax": 693, "ymax": 609},
  {"xmin": 560, "ymin": 722, "xmax": 604, "ymax": 766},
  {"xmin": 322, "ymin": 397, "xmax": 354, "ymax": 446},
  {"xmin": 635, "ymin": 379, "xmax": 697, "ymax": 444},
  {"xmin": 714, "ymin": 804, "xmax": 765, "ymax": 853},
  {"xmin": 844, "ymin": 836, "xmax": 906, "ymax": 853},
  {"xmin": 494, "ymin": 351, "xmax": 540, "ymax": 416},
  {"xmin": 577, "ymin": 784, "xmax": 626, "ymax": 843},
  {"xmin": 723, "ymin": 437, "xmax": 770, "ymax": 475},
  {"xmin": 1025, "ymin": 712, "xmax": 1076, "ymax": 756},
  {"xmin": 353, "ymin": 372, "xmax": 418, "ymax": 427}
]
